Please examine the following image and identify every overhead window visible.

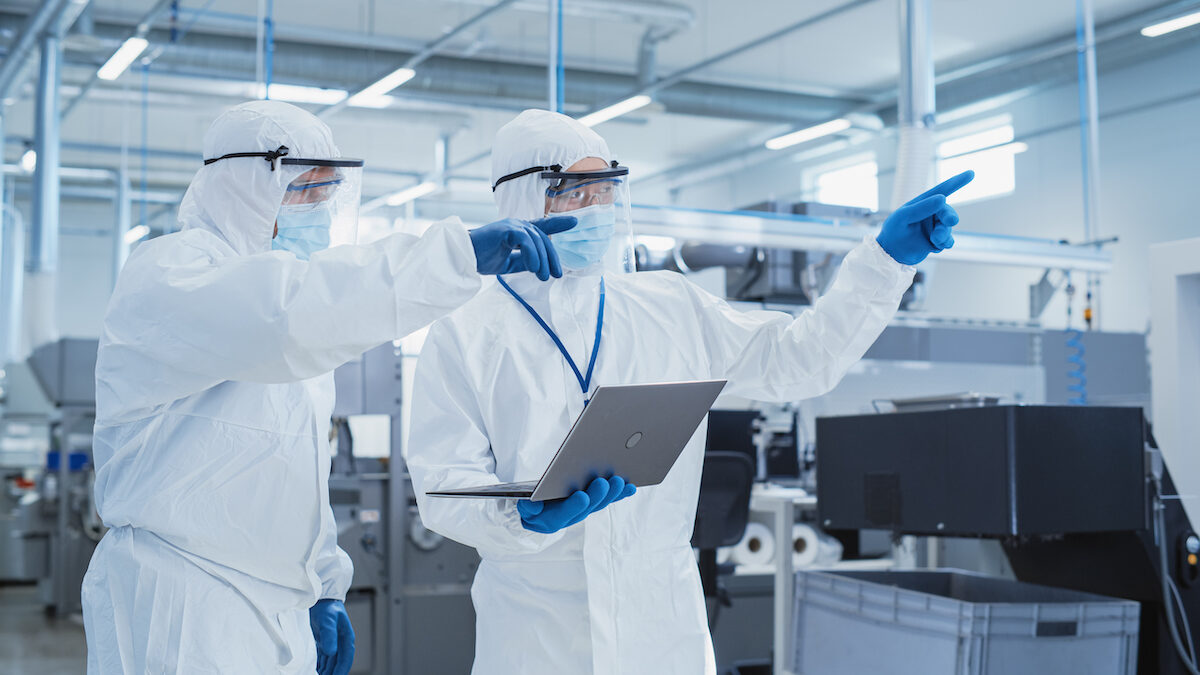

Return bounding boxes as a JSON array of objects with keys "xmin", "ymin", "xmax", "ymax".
[
  {"xmin": 937, "ymin": 124, "xmax": 1025, "ymax": 204},
  {"xmin": 813, "ymin": 159, "xmax": 879, "ymax": 211}
]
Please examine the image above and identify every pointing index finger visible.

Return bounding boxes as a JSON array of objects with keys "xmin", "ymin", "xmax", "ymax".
[{"xmin": 907, "ymin": 170, "xmax": 975, "ymax": 204}]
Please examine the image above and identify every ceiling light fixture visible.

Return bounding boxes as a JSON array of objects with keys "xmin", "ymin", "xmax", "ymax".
[
  {"xmin": 385, "ymin": 181, "xmax": 439, "ymax": 206},
  {"xmin": 577, "ymin": 95, "xmax": 653, "ymax": 127},
  {"xmin": 97, "ymin": 37, "xmax": 150, "ymax": 81},
  {"xmin": 765, "ymin": 119, "xmax": 852, "ymax": 151},
  {"xmin": 259, "ymin": 83, "xmax": 349, "ymax": 105},
  {"xmin": 124, "ymin": 224, "xmax": 150, "ymax": 244},
  {"xmin": 348, "ymin": 68, "xmax": 416, "ymax": 107},
  {"xmin": 1141, "ymin": 10, "xmax": 1200, "ymax": 37}
]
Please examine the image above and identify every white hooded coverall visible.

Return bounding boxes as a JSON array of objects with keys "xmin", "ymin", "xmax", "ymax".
[
  {"xmin": 82, "ymin": 101, "xmax": 482, "ymax": 673},
  {"xmin": 405, "ymin": 110, "xmax": 917, "ymax": 674}
]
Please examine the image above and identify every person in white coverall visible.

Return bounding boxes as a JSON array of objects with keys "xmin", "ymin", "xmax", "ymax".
[
  {"xmin": 405, "ymin": 109, "xmax": 974, "ymax": 674},
  {"xmin": 81, "ymin": 100, "xmax": 574, "ymax": 674}
]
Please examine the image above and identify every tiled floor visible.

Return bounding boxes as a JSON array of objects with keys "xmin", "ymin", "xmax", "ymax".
[{"xmin": 0, "ymin": 585, "xmax": 87, "ymax": 675}]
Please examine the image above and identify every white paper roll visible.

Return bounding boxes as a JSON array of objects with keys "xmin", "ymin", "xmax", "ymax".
[
  {"xmin": 717, "ymin": 546, "xmax": 733, "ymax": 565},
  {"xmin": 731, "ymin": 522, "xmax": 775, "ymax": 567},
  {"xmin": 793, "ymin": 523, "xmax": 844, "ymax": 569}
]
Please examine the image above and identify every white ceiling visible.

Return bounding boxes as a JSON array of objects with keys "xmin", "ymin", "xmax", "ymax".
[{"xmin": 0, "ymin": 0, "xmax": 1183, "ymax": 214}]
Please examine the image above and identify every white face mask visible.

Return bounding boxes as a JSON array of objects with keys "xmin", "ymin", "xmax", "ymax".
[
  {"xmin": 273, "ymin": 203, "xmax": 332, "ymax": 260},
  {"xmin": 548, "ymin": 204, "xmax": 615, "ymax": 269}
]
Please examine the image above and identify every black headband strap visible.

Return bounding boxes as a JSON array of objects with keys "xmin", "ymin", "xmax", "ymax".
[
  {"xmin": 203, "ymin": 145, "xmax": 290, "ymax": 171},
  {"xmin": 491, "ymin": 164, "xmax": 562, "ymax": 192}
]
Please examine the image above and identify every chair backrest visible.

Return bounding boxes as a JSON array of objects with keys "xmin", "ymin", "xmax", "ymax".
[{"xmin": 692, "ymin": 451, "xmax": 755, "ymax": 550}]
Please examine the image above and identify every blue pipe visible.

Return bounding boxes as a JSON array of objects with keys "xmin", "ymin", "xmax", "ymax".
[
  {"xmin": 555, "ymin": 0, "xmax": 564, "ymax": 113},
  {"xmin": 264, "ymin": 0, "xmax": 274, "ymax": 96},
  {"xmin": 1074, "ymin": 0, "xmax": 1094, "ymax": 236}
]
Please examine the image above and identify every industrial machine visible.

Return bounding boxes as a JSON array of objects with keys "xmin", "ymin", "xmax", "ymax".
[
  {"xmin": 0, "ymin": 338, "xmax": 103, "ymax": 616},
  {"xmin": 817, "ymin": 405, "xmax": 1199, "ymax": 675},
  {"xmin": 330, "ymin": 341, "xmax": 480, "ymax": 674}
]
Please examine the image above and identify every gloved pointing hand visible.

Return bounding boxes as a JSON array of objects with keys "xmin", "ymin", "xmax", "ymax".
[
  {"xmin": 309, "ymin": 599, "xmax": 355, "ymax": 675},
  {"xmin": 517, "ymin": 476, "xmax": 637, "ymax": 534},
  {"xmin": 469, "ymin": 216, "xmax": 578, "ymax": 281},
  {"xmin": 876, "ymin": 170, "xmax": 975, "ymax": 265}
]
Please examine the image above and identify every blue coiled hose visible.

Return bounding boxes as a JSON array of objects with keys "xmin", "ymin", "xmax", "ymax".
[{"xmin": 1066, "ymin": 329, "xmax": 1088, "ymax": 405}]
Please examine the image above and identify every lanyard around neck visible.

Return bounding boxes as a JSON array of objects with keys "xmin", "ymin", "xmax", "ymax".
[{"xmin": 496, "ymin": 275, "xmax": 606, "ymax": 406}]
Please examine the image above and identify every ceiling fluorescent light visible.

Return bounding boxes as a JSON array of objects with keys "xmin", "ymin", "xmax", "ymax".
[
  {"xmin": 97, "ymin": 37, "xmax": 149, "ymax": 81},
  {"xmin": 1141, "ymin": 10, "xmax": 1200, "ymax": 37},
  {"xmin": 124, "ymin": 225, "xmax": 150, "ymax": 244},
  {"xmin": 578, "ymin": 95, "xmax": 653, "ymax": 127},
  {"xmin": 260, "ymin": 83, "xmax": 349, "ymax": 105},
  {"xmin": 765, "ymin": 118, "xmax": 852, "ymax": 151},
  {"xmin": 348, "ymin": 67, "xmax": 416, "ymax": 106},
  {"xmin": 347, "ymin": 94, "xmax": 396, "ymax": 109},
  {"xmin": 385, "ymin": 181, "xmax": 439, "ymax": 206}
]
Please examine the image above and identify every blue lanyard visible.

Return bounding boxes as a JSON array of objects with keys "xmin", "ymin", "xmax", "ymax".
[{"xmin": 496, "ymin": 275, "xmax": 605, "ymax": 406}]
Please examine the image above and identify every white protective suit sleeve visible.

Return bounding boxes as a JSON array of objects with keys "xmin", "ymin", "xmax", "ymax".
[
  {"xmin": 405, "ymin": 320, "xmax": 564, "ymax": 558},
  {"xmin": 106, "ymin": 220, "xmax": 480, "ymax": 393},
  {"xmin": 315, "ymin": 498, "xmax": 353, "ymax": 601},
  {"xmin": 694, "ymin": 237, "xmax": 914, "ymax": 401}
]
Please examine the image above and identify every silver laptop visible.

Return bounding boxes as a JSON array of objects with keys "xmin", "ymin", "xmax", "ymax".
[{"xmin": 427, "ymin": 379, "xmax": 727, "ymax": 501}]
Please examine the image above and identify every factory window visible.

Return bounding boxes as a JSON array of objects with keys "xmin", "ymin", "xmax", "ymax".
[
  {"xmin": 813, "ymin": 159, "xmax": 879, "ymax": 211},
  {"xmin": 937, "ymin": 124, "xmax": 1025, "ymax": 204}
]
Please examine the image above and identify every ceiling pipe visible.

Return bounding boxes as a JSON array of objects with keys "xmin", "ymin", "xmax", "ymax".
[
  {"xmin": 0, "ymin": 188, "xmax": 23, "ymax": 366},
  {"xmin": 891, "ymin": 0, "xmax": 936, "ymax": 209}
]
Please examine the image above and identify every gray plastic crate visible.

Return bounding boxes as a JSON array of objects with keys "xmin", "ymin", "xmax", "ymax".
[{"xmin": 791, "ymin": 569, "xmax": 1139, "ymax": 675}]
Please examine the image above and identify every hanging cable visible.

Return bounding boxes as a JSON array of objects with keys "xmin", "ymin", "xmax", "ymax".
[
  {"xmin": 1154, "ymin": 468, "xmax": 1200, "ymax": 674},
  {"xmin": 263, "ymin": 0, "xmax": 274, "ymax": 97}
]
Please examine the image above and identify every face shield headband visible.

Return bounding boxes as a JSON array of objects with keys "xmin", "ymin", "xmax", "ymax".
[
  {"xmin": 203, "ymin": 144, "xmax": 364, "ymax": 174},
  {"xmin": 491, "ymin": 159, "xmax": 624, "ymax": 192}
]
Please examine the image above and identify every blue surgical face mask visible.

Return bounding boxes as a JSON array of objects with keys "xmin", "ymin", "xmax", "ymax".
[
  {"xmin": 273, "ymin": 203, "xmax": 332, "ymax": 261},
  {"xmin": 550, "ymin": 204, "xmax": 615, "ymax": 270}
]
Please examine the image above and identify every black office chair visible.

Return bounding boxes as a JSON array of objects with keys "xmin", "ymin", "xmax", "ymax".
[{"xmin": 691, "ymin": 451, "xmax": 755, "ymax": 629}]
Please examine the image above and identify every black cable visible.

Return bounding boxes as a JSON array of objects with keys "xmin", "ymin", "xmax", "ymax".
[{"xmin": 1155, "ymin": 475, "xmax": 1200, "ymax": 675}]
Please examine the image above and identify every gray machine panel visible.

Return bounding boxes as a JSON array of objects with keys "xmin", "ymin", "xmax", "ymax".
[{"xmin": 27, "ymin": 338, "xmax": 98, "ymax": 407}]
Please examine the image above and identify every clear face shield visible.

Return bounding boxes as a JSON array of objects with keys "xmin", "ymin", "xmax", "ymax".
[
  {"xmin": 275, "ymin": 158, "xmax": 363, "ymax": 259},
  {"xmin": 201, "ymin": 145, "xmax": 363, "ymax": 259},
  {"xmin": 540, "ymin": 162, "xmax": 634, "ymax": 275}
]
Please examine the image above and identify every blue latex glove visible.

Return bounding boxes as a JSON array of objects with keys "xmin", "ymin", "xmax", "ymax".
[
  {"xmin": 517, "ymin": 476, "xmax": 637, "ymax": 534},
  {"xmin": 309, "ymin": 599, "xmax": 355, "ymax": 675},
  {"xmin": 876, "ymin": 170, "xmax": 975, "ymax": 265},
  {"xmin": 469, "ymin": 216, "xmax": 577, "ymax": 281}
]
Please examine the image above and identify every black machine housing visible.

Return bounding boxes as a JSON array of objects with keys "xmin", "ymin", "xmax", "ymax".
[{"xmin": 816, "ymin": 405, "xmax": 1200, "ymax": 675}]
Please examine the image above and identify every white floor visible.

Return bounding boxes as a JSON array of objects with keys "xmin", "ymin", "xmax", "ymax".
[{"xmin": 0, "ymin": 585, "xmax": 87, "ymax": 674}]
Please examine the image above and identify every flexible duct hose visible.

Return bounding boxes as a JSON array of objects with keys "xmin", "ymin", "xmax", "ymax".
[{"xmin": 1066, "ymin": 329, "xmax": 1088, "ymax": 405}]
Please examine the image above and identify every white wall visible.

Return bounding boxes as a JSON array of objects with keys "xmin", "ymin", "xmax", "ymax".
[{"xmin": 657, "ymin": 39, "xmax": 1200, "ymax": 333}]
